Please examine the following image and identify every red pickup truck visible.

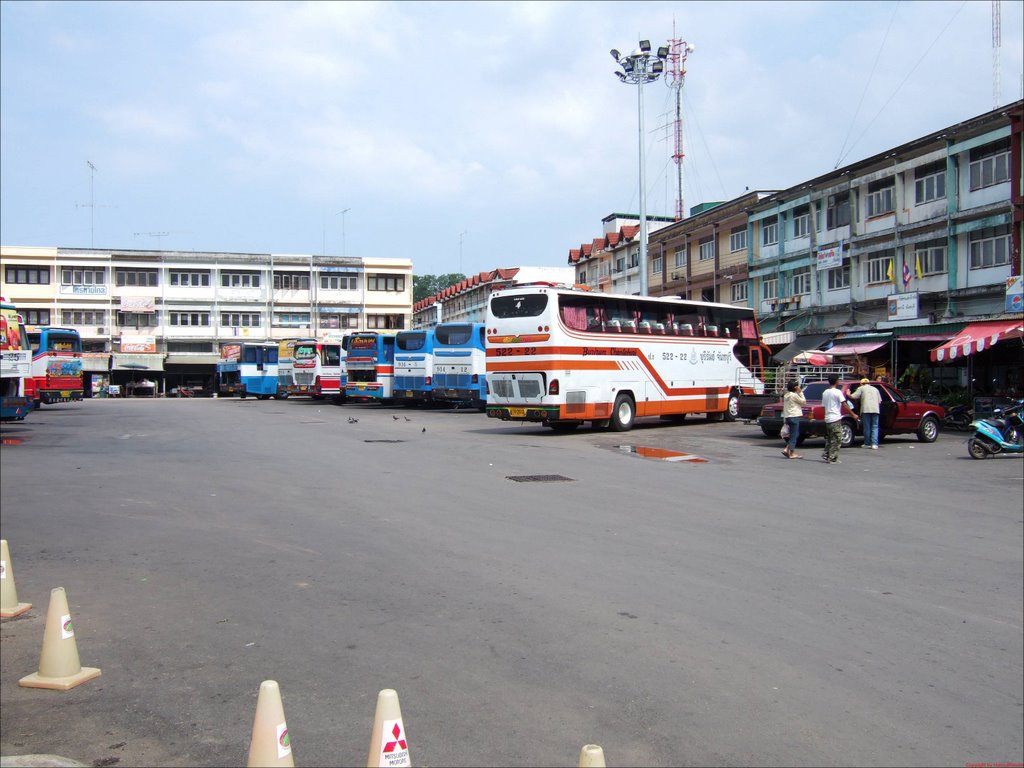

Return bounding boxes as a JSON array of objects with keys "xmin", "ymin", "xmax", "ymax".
[{"xmin": 757, "ymin": 379, "xmax": 945, "ymax": 448}]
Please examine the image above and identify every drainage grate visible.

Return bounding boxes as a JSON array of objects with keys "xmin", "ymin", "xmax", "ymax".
[
  {"xmin": 506, "ymin": 474, "xmax": 575, "ymax": 483},
  {"xmin": 364, "ymin": 439, "xmax": 406, "ymax": 443}
]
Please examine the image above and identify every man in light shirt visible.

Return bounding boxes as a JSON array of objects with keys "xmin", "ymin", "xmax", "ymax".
[
  {"xmin": 850, "ymin": 377, "xmax": 882, "ymax": 449},
  {"xmin": 822, "ymin": 374, "xmax": 859, "ymax": 464}
]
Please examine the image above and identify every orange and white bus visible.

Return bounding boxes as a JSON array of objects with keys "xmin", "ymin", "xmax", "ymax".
[{"xmin": 484, "ymin": 283, "xmax": 771, "ymax": 431}]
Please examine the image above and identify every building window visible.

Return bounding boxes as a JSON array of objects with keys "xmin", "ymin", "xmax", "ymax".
[
  {"xmin": 367, "ymin": 314, "xmax": 405, "ymax": 329},
  {"xmin": 115, "ymin": 268, "xmax": 158, "ymax": 287},
  {"xmin": 320, "ymin": 274, "xmax": 358, "ymax": 290},
  {"xmin": 614, "ymin": 257, "xmax": 625, "ymax": 273},
  {"xmin": 273, "ymin": 272, "xmax": 310, "ymax": 290},
  {"xmin": 5, "ymin": 266, "xmax": 51, "ymax": 284},
  {"xmin": 792, "ymin": 209, "xmax": 810, "ymax": 238},
  {"xmin": 167, "ymin": 342, "xmax": 214, "ymax": 354},
  {"xmin": 273, "ymin": 312, "xmax": 311, "ymax": 327},
  {"xmin": 826, "ymin": 193, "xmax": 851, "ymax": 229},
  {"xmin": 729, "ymin": 227, "xmax": 746, "ymax": 253},
  {"xmin": 61, "ymin": 309, "xmax": 106, "ymax": 325},
  {"xmin": 221, "ymin": 312, "xmax": 262, "ymax": 327},
  {"xmin": 169, "ymin": 270, "xmax": 210, "ymax": 287},
  {"xmin": 761, "ymin": 277, "xmax": 777, "ymax": 301},
  {"xmin": 914, "ymin": 242, "xmax": 947, "ymax": 275},
  {"xmin": 221, "ymin": 271, "xmax": 261, "ymax": 288},
  {"xmin": 866, "ymin": 178, "xmax": 895, "ymax": 218},
  {"xmin": 867, "ymin": 251, "xmax": 895, "ymax": 284},
  {"xmin": 62, "ymin": 267, "xmax": 106, "ymax": 286},
  {"xmin": 762, "ymin": 221, "xmax": 778, "ymax": 247},
  {"xmin": 698, "ymin": 237, "xmax": 714, "ymax": 262},
  {"xmin": 969, "ymin": 139, "xmax": 1011, "ymax": 190},
  {"xmin": 791, "ymin": 267, "xmax": 811, "ymax": 296},
  {"xmin": 320, "ymin": 313, "xmax": 359, "ymax": 329},
  {"xmin": 169, "ymin": 311, "xmax": 210, "ymax": 327},
  {"xmin": 969, "ymin": 225, "xmax": 1010, "ymax": 269},
  {"xmin": 116, "ymin": 311, "xmax": 158, "ymax": 328},
  {"xmin": 367, "ymin": 274, "xmax": 405, "ymax": 292},
  {"xmin": 22, "ymin": 309, "xmax": 50, "ymax": 325},
  {"xmin": 651, "ymin": 255, "xmax": 662, "ymax": 274},
  {"xmin": 827, "ymin": 265, "xmax": 850, "ymax": 291},
  {"xmin": 914, "ymin": 162, "xmax": 946, "ymax": 204},
  {"xmin": 730, "ymin": 280, "xmax": 747, "ymax": 303},
  {"xmin": 674, "ymin": 245, "xmax": 686, "ymax": 267}
]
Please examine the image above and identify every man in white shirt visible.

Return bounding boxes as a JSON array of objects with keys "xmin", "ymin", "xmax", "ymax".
[{"xmin": 822, "ymin": 374, "xmax": 859, "ymax": 464}]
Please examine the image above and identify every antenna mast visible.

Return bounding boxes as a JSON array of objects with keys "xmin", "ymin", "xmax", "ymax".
[
  {"xmin": 992, "ymin": 0, "xmax": 1001, "ymax": 109},
  {"xmin": 665, "ymin": 22, "xmax": 694, "ymax": 221}
]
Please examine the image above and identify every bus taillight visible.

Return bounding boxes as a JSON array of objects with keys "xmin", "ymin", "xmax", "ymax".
[
  {"xmin": 425, "ymin": 376, "xmax": 431, "ymax": 385},
  {"xmin": 548, "ymin": 378, "xmax": 559, "ymax": 396},
  {"xmin": 471, "ymin": 374, "xmax": 479, "ymax": 383}
]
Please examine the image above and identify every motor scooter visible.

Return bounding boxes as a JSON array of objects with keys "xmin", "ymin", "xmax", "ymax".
[{"xmin": 967, "ymin": 401, "xmax": 1024, "ymax": 459}]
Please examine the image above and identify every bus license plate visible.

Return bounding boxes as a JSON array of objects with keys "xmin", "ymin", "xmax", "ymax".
[
  {"xmin": 60, "ymin": 390, "xmax": 71, "ymax": 398},
  {"xmin": 508, "ymin": 407, "xmax": 526, "ymax": 417},
  {"xmin": 405, "ymin": 391, "xmax": 414, "ymax": 398}
]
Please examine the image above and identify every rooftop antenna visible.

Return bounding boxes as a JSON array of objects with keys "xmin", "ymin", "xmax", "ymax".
[
  {"xmin": 459, "ymin": 230, "xmax": 467, "ymax": 274},
  {"xmin": 665, "ymin": 20, "xmax": 695, "ymax": 221},
  {"xmin": 132, "ymin": 231, "xmax": 173, "ymax": 247},
  {"xmin": 992, "ymin": 0, "xmax": 1001, "ymax": 108},
  {"xmin": 78, "ymin": 161, "xmax": 98, "ymax": 247}
]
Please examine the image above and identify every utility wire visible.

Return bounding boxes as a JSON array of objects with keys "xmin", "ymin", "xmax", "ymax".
[
  {"xmin": 834, "ymin": 2, "xmax": 900, "ymax": 169},
  {"xmin": 835, "ymin": 0, "xmax": 967, "ymax": 168}
]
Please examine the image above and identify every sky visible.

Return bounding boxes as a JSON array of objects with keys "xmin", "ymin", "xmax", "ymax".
[{"xmin": 2, "ymin": 0, "xmax": 1022, "ymax": 278}]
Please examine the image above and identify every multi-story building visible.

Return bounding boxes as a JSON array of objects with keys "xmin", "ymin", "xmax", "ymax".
[
  {"xmin": 569, "ymin": 213, "xmax": 675, "ymax": 294},
  {"xmin": 411, "ymin": 266, "xmax": 575, "ymax": 328},
  {"xmin": 742, "ymin": 99, "xmax": 1022, "ymax": 390},
  {"xmin": 0, "ymin": 245, "xmax": 412, "ymax": 395}
]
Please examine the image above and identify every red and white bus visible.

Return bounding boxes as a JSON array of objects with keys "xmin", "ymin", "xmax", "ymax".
[
  {"xmin": 484, "ymin": 283, "xmax": 771, "ymax": 431},
  {"xmin": 26, "ymin": 326, "xmax": 84, "ymax": 407},
  {"xmin": 289, "ymin": 337, "xmax": 347, "ymax": 401}
]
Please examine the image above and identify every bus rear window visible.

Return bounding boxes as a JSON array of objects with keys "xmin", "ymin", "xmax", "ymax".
[
  {"xmin": 435, "ymin": 324, "xmax": 472, "ymax": 345},
  {"xmin": 490, "ymin": 294, "xmax": 548, "ymax": 318},
  {"xmin": 294, "ymin": 345, "xmax": 317, "ymax": 359},
  {"xmin": 397, "ymin": 332, "xmax": 426, "ymax": 351}
]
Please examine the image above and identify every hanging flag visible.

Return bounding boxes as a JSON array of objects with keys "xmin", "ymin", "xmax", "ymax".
[
  {"xmin": 915, "ymin": 253, "xmax": 924, "ymax": 279},
  {"xmin": 902, "ymin": 262, "xmax": 912, "ymax": 289},
  {"xmin": 886, "ymin": 259, "xmax": 895, "ymax": 283}
]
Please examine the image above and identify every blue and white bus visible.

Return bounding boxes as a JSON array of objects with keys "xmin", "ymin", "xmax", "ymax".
[
  {"xmin": 432, "ymin": 322, "xmax": 488, "ymax": 411},
  {"xmin": 345, "ymin": 332, "xmax": 396, "ymax": 402},
  {"xmin": 393, "ymin": 328, "xmax": 436, "ymax": 405},
  {"xmin": 235, "ymin": 342, "xmax": 285, "ymax": 399}
]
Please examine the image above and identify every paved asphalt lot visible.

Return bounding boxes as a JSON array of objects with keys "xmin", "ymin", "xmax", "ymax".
[{"xmin": 1, "ymin": 398, "xmax": 1022, "ymax": 768}]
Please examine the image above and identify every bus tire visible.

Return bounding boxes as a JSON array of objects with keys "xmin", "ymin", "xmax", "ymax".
[
  {"xmin": 610, "ymin": 394, "xmax": 635, "ymax": 432},
  {"xmin": 724, "ymin": 391, "xmax": 740, "ymax": 422}
]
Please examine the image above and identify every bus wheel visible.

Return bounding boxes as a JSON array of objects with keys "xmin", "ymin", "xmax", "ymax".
[
  {"xmin": 724, "ymin": 392, "xmax": 740, "ymax": 422},
  {"xmin": 610, "ymin": 394, "xmax": 635, "ymax": 432}
]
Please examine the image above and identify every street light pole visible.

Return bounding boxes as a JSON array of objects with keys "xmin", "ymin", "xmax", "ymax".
[{"xmin": 612, "ymin": 41, "xmax": 668, "ymax": 296}]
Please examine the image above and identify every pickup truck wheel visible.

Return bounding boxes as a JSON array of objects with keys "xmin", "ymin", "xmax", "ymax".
[
  {"xmin": 724, "ymin": 392, "xmax": 739, "ymax": 422},
  {"xmin": 840, "ymin": 420, "xmax": 855, "ymax": 448},
  {"xmin": 916, "ymin": 415, "xmax": 939, "ymax": 443},
  {"xmin": 760, "ymin": 425, "xmax": 781, "ymax": 438}
]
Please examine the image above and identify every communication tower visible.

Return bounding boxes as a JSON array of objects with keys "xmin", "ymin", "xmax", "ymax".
[{"xmin": 665, "ymin": 23, "xmax": 695, "ymax": 221}]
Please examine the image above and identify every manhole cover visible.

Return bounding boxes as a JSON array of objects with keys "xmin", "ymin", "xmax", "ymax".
[{"xmin": 506, "ymin": 474, "xmax": 575, "ymax": 483}]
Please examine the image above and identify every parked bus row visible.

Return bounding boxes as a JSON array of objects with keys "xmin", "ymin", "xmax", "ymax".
[
  {"xmin": 2, "ymin": 297, "xmax": 84, "ymax": 419},
  {"xmin": 216, "ymin": 323, "xmax": 489, "ymax": 410},
  {"xmin": 214, "ymin": 284, "xmax": 771, "ymax": 432}
]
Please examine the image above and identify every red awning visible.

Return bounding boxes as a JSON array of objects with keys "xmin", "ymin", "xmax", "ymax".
[{"xmin": 929, "ymin": 319, "xmax": 1024, "ymax": 362}]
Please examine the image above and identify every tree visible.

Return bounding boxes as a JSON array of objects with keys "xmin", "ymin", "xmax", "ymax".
[{"xmin": 413, "ymin": 273, "xmax": 466, "ymax": 303}]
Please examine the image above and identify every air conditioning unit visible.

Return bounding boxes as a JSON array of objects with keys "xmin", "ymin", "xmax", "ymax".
[
  {"xmin": 96, "ymin": 327, "xmax": 106, "ymax": 334},
  {"xmin": 671, "ymin": 272, "xmax": 682, "ymax": 281}
]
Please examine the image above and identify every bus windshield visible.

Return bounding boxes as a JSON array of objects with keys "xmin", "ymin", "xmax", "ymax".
[
  {"xmin": 396, "ymin": 332, "xmax": 427, "ymax": 351},
  {"xmin": 490, "ymin": 293, "xmax": 548, "ymax": 318},
  {"xmin": 435, "ymin": 324, "xmax": 473, "ymax": 345},
  {"xmin": 294, "ymin": 344, "xmax": 317, "ymax": 360}
]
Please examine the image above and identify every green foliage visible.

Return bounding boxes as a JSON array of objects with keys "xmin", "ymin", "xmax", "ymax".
[{"xmin": 413, "ymin": 273, "xmax": 466, "ymax": 303}]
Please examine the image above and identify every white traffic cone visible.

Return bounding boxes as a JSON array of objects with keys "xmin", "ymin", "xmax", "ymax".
[
  {"xmin": 367, "ymin": 688, "xmax": 411, "ymax": 768},
  {"xmin": 247, "ymin": 680, "xmax": 294, "ymax": 767},
  {"xmin": 579, "ymin": 744, "xmax": 607, "ymax": 767},
  {"xmin": 1, "ymin": 539, "xmax": 32, "ymax": 618},
  {"xmin": 19, "ymin": 587, "xmax": 101, "ymax": 690}
]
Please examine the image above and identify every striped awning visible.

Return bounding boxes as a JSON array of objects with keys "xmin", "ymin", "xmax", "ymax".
[{"xmin": 930, "ymin": 319, "xmax": 1024, "ymax": 362}]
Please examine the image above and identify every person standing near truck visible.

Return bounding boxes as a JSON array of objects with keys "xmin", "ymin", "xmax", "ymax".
[
  {"xmin": 822, "ymin": 374, "xmax": 859, "ymax": 464},
  {"xmin": 850, "ymin": 377, "xmax": 882, "ymax": 449},
  {"xmin": 781, "ymin": 380, "xmax": 806, "ymax": 459}
]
